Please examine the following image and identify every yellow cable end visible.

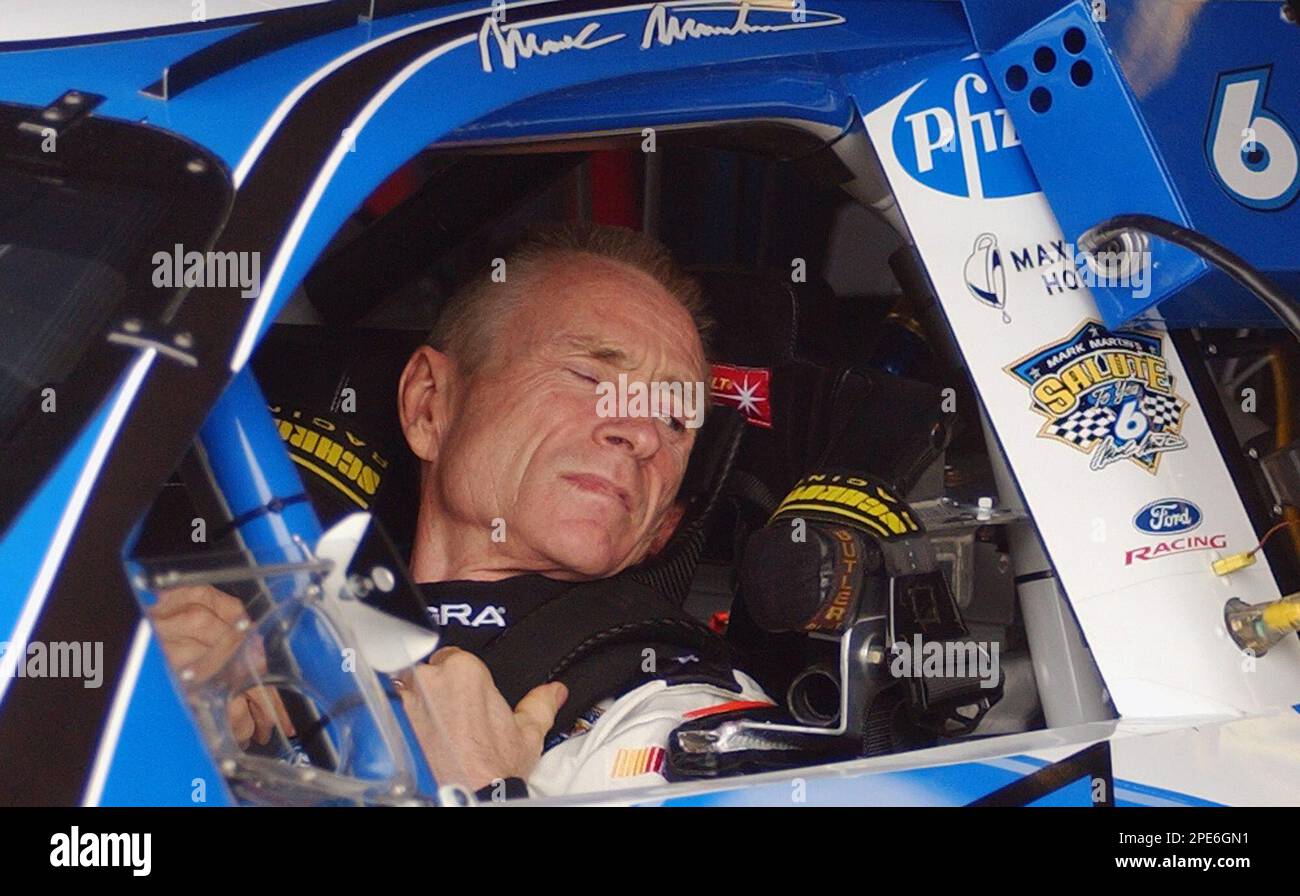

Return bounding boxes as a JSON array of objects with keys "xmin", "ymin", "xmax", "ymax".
[
  {"xmin": 1212, "ymin": 552, "xmax": 1257, "ymax": 576},
  {"xmin": 1262, "ymin": 599, "xmax": 1300, "ymax": 633}
]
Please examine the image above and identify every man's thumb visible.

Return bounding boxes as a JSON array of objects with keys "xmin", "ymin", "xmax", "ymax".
[{"xmin": 514, "ymin": 681, "xmax": 569, "ymax": 734}]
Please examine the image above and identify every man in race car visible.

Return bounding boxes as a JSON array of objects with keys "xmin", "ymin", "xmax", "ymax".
[{"xmin": 154, "ymin": 223, "xmax": 771, "ymax": 799}]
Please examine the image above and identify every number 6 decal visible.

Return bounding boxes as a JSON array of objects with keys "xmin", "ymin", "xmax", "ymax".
[
  {"xmin": 1114, "ymin": 399, "xmax": 1149, "ymax": 442},
  {"xmin": 1205, "ymin": 66, "xmax": 1299, "ymax": 211}
]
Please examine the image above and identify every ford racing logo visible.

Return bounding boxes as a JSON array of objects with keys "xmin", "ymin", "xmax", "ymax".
[
  {"xmin": 892, "ymin": 60, "xmax": 1039, "ymax": 199},
  {"xmin": 1133, "ymin": 498, "xmax": 1202, "ymax": 535}
]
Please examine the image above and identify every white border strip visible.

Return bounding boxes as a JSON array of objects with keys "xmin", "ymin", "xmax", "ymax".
[
  {"xmin": 81, "ymin": 618, "xmax": 153, "ymax": 807},
  {"xmin": 0, "ymin": 349, "xmax": 157, "ymax": 708}
]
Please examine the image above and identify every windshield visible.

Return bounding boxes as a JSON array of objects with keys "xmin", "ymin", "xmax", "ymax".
[
  {"xmin": 0, "ymin": 167, "xmax": 161, "ymax": 440},
  {"xmin": 0, "ymin": 104, "xmax": 231, "ymax": 534}
]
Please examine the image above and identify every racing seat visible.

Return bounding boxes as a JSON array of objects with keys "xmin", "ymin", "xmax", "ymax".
[
  {"xmin": 690, "ymin": 266, "xmax": 953, "ymax": 554},
  {"xmin": 252, "ymin": 325, "xmax": 426, "ymax": 558},
  {"xmin": 686, "ymin": 267, "xmax": 957, "ymax": 702}
]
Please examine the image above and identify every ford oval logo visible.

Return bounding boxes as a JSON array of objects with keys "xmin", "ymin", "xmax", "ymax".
[{"xmin": 1133, "ymin": 499, "xmax": 1203, "ymax": 535}]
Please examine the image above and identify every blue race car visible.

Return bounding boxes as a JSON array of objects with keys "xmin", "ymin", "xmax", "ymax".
[{"xmin": 2, "ymin": 0, "xmax": 1300, "ymax": 807}]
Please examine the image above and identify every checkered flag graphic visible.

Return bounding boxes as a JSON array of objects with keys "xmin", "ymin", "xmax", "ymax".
[
  {"xmin": 1043, "ymin": 405, "xmax": 1116, "ymax": 448},
  {"xmin": 1141, "ymin": 392, "xmax": 1184, "ymax": 430}
]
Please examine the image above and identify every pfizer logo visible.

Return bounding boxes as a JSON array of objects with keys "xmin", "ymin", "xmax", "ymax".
[
  {"xmin": 891, "ymin": 61, "xmax": 1039, "ymax": 199},
  {"xmin": 1133, "ymin": 499, "xmax": 1202, "ymax": 535}
]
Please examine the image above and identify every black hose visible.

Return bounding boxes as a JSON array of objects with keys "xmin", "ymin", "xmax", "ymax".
[{"xmin": 1080, "ymin": 213, "xmax": 1300, "ymax": 343}]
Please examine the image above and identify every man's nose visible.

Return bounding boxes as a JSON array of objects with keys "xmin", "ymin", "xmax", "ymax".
[{"xmin": 594, "ymin": 415, "xmax": 662, "ymax": 459}]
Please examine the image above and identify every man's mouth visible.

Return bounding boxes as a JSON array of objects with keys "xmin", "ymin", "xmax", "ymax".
[{"xmin": 563, "ymin": 474, "xmax": 632, "ymax": 512}]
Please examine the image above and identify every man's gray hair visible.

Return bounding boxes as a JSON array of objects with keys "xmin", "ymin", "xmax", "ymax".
[{"xmin": 427, "ymin": 222, "xmax": 713, "ymax": 375}]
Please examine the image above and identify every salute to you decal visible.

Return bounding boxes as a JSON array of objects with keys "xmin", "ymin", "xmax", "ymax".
[{"xmin": 1005, "ymin": 321, "xmax": 1189, "ymax": 474}]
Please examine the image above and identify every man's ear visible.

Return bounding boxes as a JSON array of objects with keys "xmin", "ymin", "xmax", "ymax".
[
  {"xmin": 647, "ymin": 500, "xmax": 687, "ymax": 557},
  {"xmin": 398, "ymin": 345, "xmax": 458, "ymax": 463}
]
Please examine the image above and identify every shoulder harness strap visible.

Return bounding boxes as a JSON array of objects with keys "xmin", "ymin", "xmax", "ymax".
[{"xmin": 477, "ymin": 577, "xmax": 736, "ymax": 739}]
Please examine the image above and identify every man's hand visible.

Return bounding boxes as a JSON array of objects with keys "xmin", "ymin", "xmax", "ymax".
[
  {"xmin": 397, "ymin": 646, "xmax": 567, "ymax": 792},
  {"xmin": 151, "ymin": 585, "xmax": 294, "ymax": 749}
]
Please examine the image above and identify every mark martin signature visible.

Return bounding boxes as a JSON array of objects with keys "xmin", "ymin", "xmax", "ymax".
[{"xmin": 478, "ymin": 2, "xmax": 846, "ymax": 73}]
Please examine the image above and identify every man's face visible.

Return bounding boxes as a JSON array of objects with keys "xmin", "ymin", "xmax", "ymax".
[{"xmin": 410, "ymin": 254, "xmax": 706, "ymax": 580}]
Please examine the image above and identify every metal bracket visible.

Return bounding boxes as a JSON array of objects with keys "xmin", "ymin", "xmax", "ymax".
[
  {"xmin": 675, "ymin": 619, "xmax": 885, "ymax": 757},
  {"xmin": 14, "ymin": 91, "xmax": 104, "ymax": 144},
  {"xmin": 911, "ymin": 495, "xmax": 1027, "ymax": 531},
  {"xmin": 107, "ymin": 317, "xmax": 199, "ymax": 367},
  {"xmin": 140, "ymin": 558, "xmax": 334, "ymax": 592}
]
